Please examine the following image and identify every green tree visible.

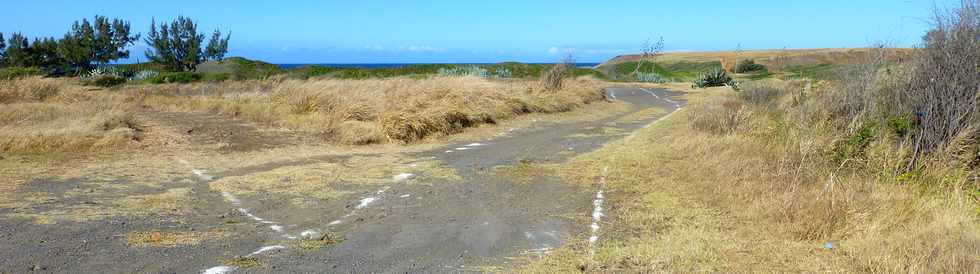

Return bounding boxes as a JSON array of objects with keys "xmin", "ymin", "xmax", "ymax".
[
  {"xmin": 30, "ymin": 37, "xmax": 63, "ymax": 71},
  {"xmin": 0, "ymin": 32, "xmax": 6, "ymax": 66},
  {"xmin": 205, "ymin": 29, "xmax": 231, "ymax": 61},
  {"xmin": 145, "ymin": 16, "xmax": 205, "ymax": 71},
  {"xmin": 5, "ymin": 33, "xmax": 32, "ymax": 67},
  {"xmin": 58, "ymin": 16, "xmax": 138, "ymax": 73}
]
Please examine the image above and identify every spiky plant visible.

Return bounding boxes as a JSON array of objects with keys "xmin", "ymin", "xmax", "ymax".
[{"xmin": 693, "ymin": 68, "xmax": 736, "ymax": 88}]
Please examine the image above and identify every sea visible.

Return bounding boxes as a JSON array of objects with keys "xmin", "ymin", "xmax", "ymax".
[{"xmin": 276, "ymin": 63, "xmax": 601, "ymax": 69}]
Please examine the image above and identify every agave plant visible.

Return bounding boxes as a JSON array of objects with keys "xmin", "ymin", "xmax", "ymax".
[
  {"xmin": 129, "ymin": 70, "xmax": 160, "ymax": 81},
  {"xmin": 82, "ymin": 66, "xmax": 124, "ymax": 80},
  {"xmin": 693, "ymin": 68, "xmax": 737, "ymax": 88},
  {"xmin": 438, "ymin": 66, "xmax": 491, "ymax": 78}
]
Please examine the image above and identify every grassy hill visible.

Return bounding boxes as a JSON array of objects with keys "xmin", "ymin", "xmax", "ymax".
[{"xmin": 597, "ymin": 48, "xmax": 914, "ymax": 81}]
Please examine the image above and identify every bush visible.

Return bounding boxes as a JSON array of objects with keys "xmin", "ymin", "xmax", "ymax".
[
  {"xmin": 693, "ymin": 68, "xmax": 737, "ymax": 88},
  {"xmin": 740, "ymin": 80, "xmax": 798, "ymax": 108},
  {"xmin": 0, "ymin": 67, "xmax": 45, "ymax": 80},
  {"xmin": 85, "ymin": 75, "xmax": 127, "ymax": 87},
  {"xmin": 735, "ymin": 59, "xmax": 766, "ymax": 73},
  {"xmin": 689, "ymin": 97, "xmax": 750, "ymax": 134},
  {"xmin": 146, "ymin": 72, "xmax": 203, "ymax": 84},
  {"xmin": 129, "ymin": 70, "xmax": 160, "ymax": 81},
  {"xmin": 904, "ymin": 0, "xmax": 980, "ymax": 160}
]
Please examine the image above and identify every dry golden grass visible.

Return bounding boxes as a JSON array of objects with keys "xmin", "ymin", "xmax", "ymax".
[
  {"xmin": 295, "ymin": 233, "xmax": 343, "ymax": 250},
  {"xmin": 0, "ymin": 77, "xmax": 140, "ymax": 154},
  {"xmin": 125, "ymin": 230, "xmax": 226, "ymax": 247},
  {"xmin": 210, "ymin": 154, "xmax": 457, "ymax": 207},
  {"xmin": 521, "ymin": 87, "xmax": 979, "ymax": 273},
  {"xmin": 137, "ymin": 76, "xmax": 606, "ymax": 144}
]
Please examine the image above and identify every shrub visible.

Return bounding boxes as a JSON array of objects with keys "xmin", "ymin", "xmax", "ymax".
[
  {"xmin": 689, "ymin": 97, "xmax": 750, "ymax": 134},
  {"xmin": 541, "ymin": 62, "xmax": 572, "ymax": 91},
  {"xmin": 693, "ymin": 68, "xmax": 737, "ymax": 88},
  {"xmin": 129, "ymin": 70, "xmax": 160, "ymax": 81},
  {"xmin": 86, "ymin": 75, "xmax": 127, "ymax": 87},
  {"xmin": 735, "ymin": 59, "xmax": 766, "ymax": 73},
  {"xmin": 740, "ymin": 80, "xmax": 799, "ymax": 108},
  {"xmin": 904, "ymin": 0, "xmax": 980, "ymax": 161},
  {"xmin": 146, "ymin": 72, "xmax": 202, "ymax": 84},
  {"xmin": 0, "ymin": 67, "xmax": 45, "ymax": 80}
]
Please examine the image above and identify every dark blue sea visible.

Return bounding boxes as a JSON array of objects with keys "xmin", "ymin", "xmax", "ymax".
[{"xmin": 277, "ymin": 63, "xmax": 601, "ymax": 69}]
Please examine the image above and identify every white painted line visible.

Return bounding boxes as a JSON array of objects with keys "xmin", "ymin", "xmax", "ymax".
[
  {"xmin": 327, "ymin": 220, "xmax": 342, "ymax": 226},
  {"xmin": 192, "ymin": 169, "xmax": 214, "ymax": 181},
  {"xmin": 454, "ymin": 147, "xmax": 470, "ymax": 151},
  {"xmin": 588, "ymin": 167, "xmax": 609, "ymax": 256},
  {"xmin": 400, "ymin": 194, "xmax": 411, "ymax": 198},
  {"xmin": 356, "ymin": 197, "xmax": 377, "ymax": 209},
  {"xmin": 300, "ymin": 229, "xmax": 319, "ymax": 238},
  {"xmin": 270, "ymin": 225, "xmax": 284, "ymax": 232},
  {"xmin": 249, "ymin": 245, "xmax": 285, "ymax": 256},
  {"xmin": 465, "ymin": 143, "xmax": 485, "ymax": 147},
  {"xmin": 202, "ymin": 265, "xmax": 235, "ymax": 274},
  {"xmin": 392, "ymin": 173, "xmax": 415, "ymax": 182}
]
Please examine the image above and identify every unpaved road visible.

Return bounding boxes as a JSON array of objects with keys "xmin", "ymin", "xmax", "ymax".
[{"xmin": 0, "ymin": 87, "xmax": 683, "ymax": 273}]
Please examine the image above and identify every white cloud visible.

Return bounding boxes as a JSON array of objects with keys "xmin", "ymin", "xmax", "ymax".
[
  {"xmin": 405, "ymin": 45, "xmax": 442, "ymax": 52},
  {"xmin": 547, "ymin": 47, "xmax": 560, "ymax": 54},
  {"xmin": 365, "ymin": 45, "xmax": 386, "ymax": 51}
]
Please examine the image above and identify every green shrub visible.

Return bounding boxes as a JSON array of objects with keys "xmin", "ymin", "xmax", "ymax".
[
  {"xmin": 735, "ymin": 59, "xmax": 766, "ymax": 73},
  {"xmin": 202, "ymin": 73, "xmax": 231, "ymax": 82},
  {"xmin": 85, "ymin": 75, "xmax": 127, "ymax": 87},
  {"xmin": 693, "ymin": 68, "xmax": 737, "ymax": 88},
  {"xmin": 0, "ymin": 67, "xmax": 45, "ymax": 80},
  {"xmin": 146, "ymin": 72, "xmax": 202, "ymax": 84},
  {"xmin": 833, "ymin": 125, "xmax": 876, "ymax": 163}
]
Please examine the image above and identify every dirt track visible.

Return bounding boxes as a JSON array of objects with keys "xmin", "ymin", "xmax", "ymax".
[{"xmin": 0, "ymin": 87, "xmax": 683, "ymax": 273}]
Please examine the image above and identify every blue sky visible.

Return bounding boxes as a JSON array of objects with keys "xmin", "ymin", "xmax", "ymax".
[{"xmin": 0, "ymin": 0, "xmax": 952, "ymax": 63}]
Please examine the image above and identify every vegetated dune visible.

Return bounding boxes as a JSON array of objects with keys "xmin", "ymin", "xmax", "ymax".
[
  {"xmin": 135, "ymin": 75, "xmax": 606, "ymax": 144},
  {"xmin": 0, "ymin": 72, "xmax": 605, "ymax": 155},
  {"xmin": 0, "ymin": 77, "xmax": 140, "ymax": 154}
]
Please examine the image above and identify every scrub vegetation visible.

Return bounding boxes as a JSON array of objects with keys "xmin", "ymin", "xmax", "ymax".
[{"xmin": 523, "ymin": 1, "xmax": 979, "ymax": 272}]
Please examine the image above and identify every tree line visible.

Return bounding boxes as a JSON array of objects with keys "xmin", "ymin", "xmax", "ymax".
[{"xmin": 0, "ymin": 15, "xmax": 230, "ymax": 75}]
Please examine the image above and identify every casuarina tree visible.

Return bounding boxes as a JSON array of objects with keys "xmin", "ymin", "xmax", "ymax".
[
  {"xmin": 205, "ymin": 29, "xmax": 231, "ymax": 61},
  {"xmin": 5, "ymin": 33, "xmax": 32, "ymax": 67},
  {"xmin": 58, "ymin": 16, "xmax": 139, "ymax": 74},
  {"xmin": 0, "ymin": 32, "xmax": 6, "ymax": 66}
]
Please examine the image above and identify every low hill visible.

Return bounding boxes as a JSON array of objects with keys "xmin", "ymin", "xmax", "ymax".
[
  {"xmin": 195, "ymin": 57, "xmax": 283, "ymax": 79},
  {"xmin": 597, "ymin": 48, "xmax": 914, "ymax": 80}
]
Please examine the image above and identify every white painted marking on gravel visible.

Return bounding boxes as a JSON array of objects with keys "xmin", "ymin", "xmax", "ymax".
[
  {"xmin": 192, "ymin": 169, "xmax": 214, "ymax": 181},
  {"xmin": 465, "ymin": 143, "xmax": 485, "ymax": 147},
  {"xmin": 392, "ymin": 173, "xmax": 415, "ymax": 182},
  {"xmin": 454, "ymin": 147, "xmax": 470, "ymax": 151},
  {"xmin": 400, "ymin": 194, "xmax": 411, "ymax": 198},
  {"xmin": 270, "ymin": 225, "xmax": 284, "ymax": 232},
  {"xmin": 299, "ymin": 229, "xmax": 320, "ymax": 238},
  {"xmin": 445, "ymin": 150, "xmax": 453, "ymax": 153},
  {"xmin": 202, "ymin": 265, "xmax": 235, "ymax": 274},
  {"xmin": 588, "ymin": 167, "xmax": 608, "ymax": 255},
  {"xmin": 356, "ymin": 197, "xmax": 378, "ymax": 209},
  {"xmin": 249, "ymin": 245, "xmax": 286, "ymax": 256},
  {"xmin": 328, "ymin": 220, "xmax": 342, "ymax": 226}
]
